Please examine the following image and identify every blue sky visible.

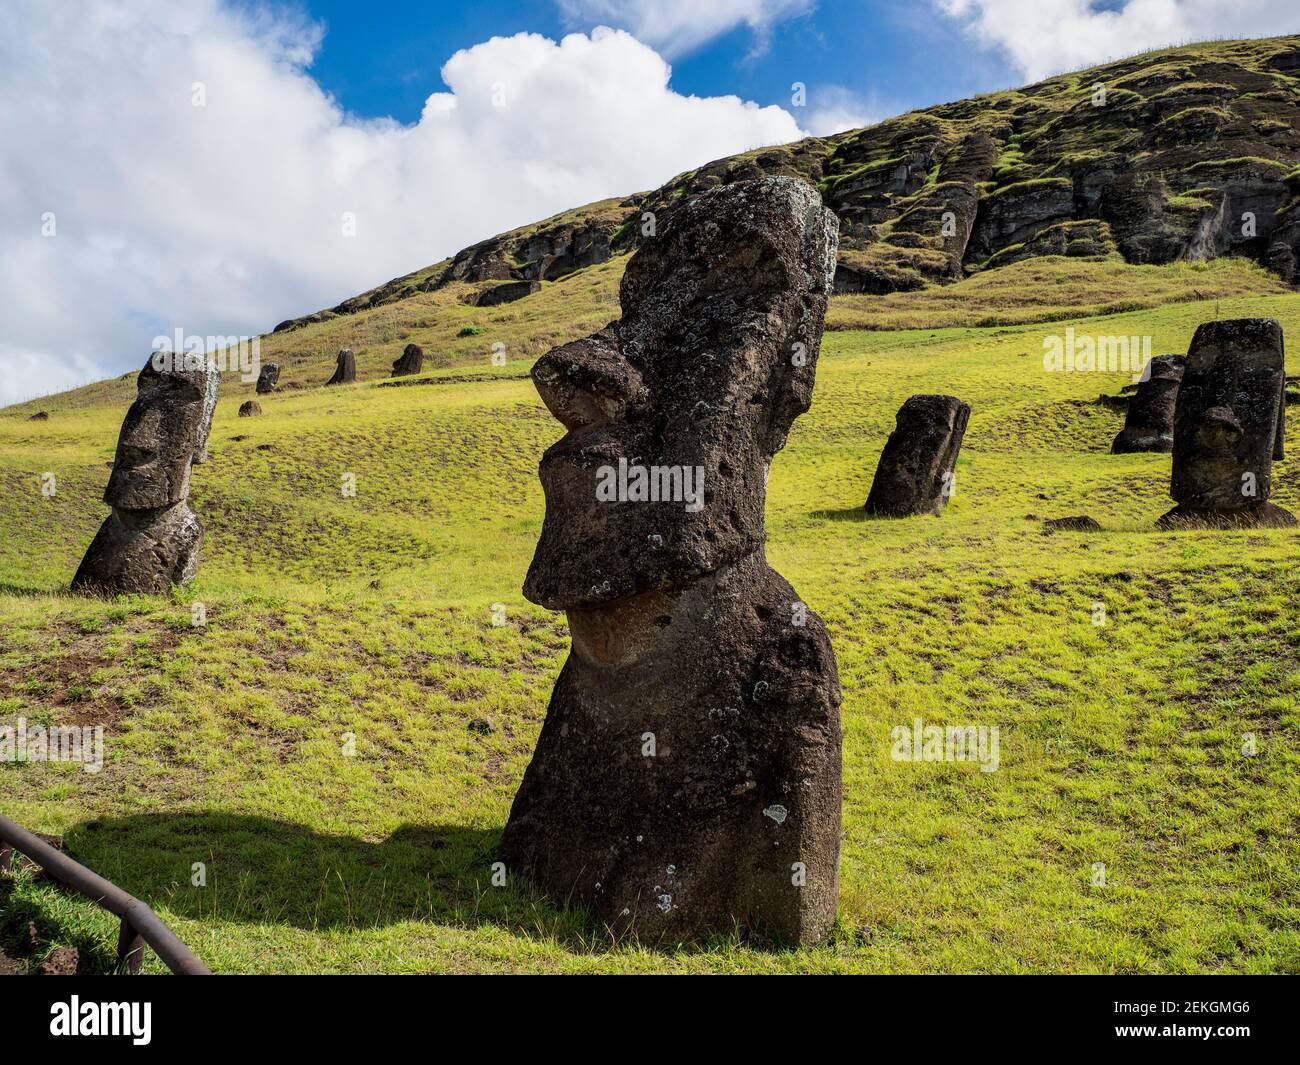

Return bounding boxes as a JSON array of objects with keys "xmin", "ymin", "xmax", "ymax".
[{"xmin": 298, "ymin": 0, "xmax": 1013, "ymax": 130}]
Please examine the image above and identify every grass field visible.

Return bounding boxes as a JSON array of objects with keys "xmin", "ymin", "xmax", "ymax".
[{"xmin": 1, "ymin": 265, "xmax": 1298, "ymax": 973}]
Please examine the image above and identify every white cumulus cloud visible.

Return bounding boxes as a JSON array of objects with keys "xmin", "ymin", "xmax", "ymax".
[
  {"xmin": 936, "ymin": 0, "xmax": 1300, "ymax": 81},
  {"xmin": 0, "ymin": 0, "xmax": 804, "ymax": 407},
  {"xmin": 557, "ymin": 0, "xmax": 816, "ymax": 58}
]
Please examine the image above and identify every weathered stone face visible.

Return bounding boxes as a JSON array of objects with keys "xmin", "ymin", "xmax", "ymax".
[
  {"xmin": 1112, "ymin": 354, "xmax": 1186, "ymax": 453},
  {"xmin": 524, "ymin": 176, "xmax": 839, "ymax": 611},
  {"xmin": 1161, "ymin": 318, "xmax": 1295, "ymax": 527},
  {"xmin": 502, "ymin": 177, "xmax": 843, "ymax": 946},
  {"xmin": 104, "ymin": 357, "xmax": 217, "ymax": 510},
  {"xmin": 74, "ymin": 354, "xmax": 218, "ymax": 594},
  {"xmin": 865, "ymin": 394, "xmax": 970, "ymax": 517},
  {"xmin": 326, "ymin": 349, "xmax": 356, "ymax": 386}
]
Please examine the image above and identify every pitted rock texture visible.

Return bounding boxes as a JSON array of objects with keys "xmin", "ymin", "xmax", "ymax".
[
  {"xmin": 501, "ymin": 177, "xmax": 843, "ymax": 946},
  {"xmin": 865, "ymin": 394, "xmax": 970, "ymax": 517},
  {"xmin": 72, "ymin": 356, "xmax": 217, "ymax": 594},
  {"xmin": 1159, "ymin": 318, "xmax": 1295, "ymax": 528},
  {"xmin": 1112, "ymin": 354, "xmax": 1186, "ymax": 453}
]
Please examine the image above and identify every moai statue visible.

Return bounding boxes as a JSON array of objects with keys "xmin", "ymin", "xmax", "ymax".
[
  {"xmin": 326, "ymin": 348, "xmax": 356, "ymax": 385},
  {"xmin": 864, "ymin": 394, "xmax": 970, "ymax": 517},
  {"xmin": 391, "ymin": 343, "xmax": 424, "ymax": 378},
  {"xmin": 255, "ymin": 363, "xmax": 279, "ymax": 394},
  {"xmin": 1111, "ymin": 354, "xmax": 1186, "ymax": 453},
  {"xmin": 72, "ymin": 353, "xmax": 219, "ymax": 594},
  {"xmin": 500, "ymin": 177, "xmax": 843, "ymax": 946},
  {"xmin": 1159, "ymin": 318, "xmax": 1295, "ymax": 528}
]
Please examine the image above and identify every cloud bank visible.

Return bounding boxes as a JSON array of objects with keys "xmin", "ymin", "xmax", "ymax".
[
  {"xmin": 937, "ymin": 0, "xmax": 1300, "ymax": 81},
  {"xmin": 0, "ymin": 1, "xmax": 803, "ymax": 406},
  {"xmin": 557, "ymin": 0, "xmax": 816, "ymax": 58}
]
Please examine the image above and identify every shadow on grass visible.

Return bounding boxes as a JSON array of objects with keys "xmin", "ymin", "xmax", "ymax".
[
  {"xmin": 61, "ymin": 811, "xmax": 616, "ymax": 954},
  {"xmin": 810, "ymin": 506, "xmax": 874, "ymax": 522}
]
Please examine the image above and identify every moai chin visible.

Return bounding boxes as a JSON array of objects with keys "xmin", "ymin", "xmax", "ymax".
[
  {"xmin": 1111, "ymin": 354, "xmax": 1186, "ymax": 454},
  {"xmin": 865, "ymin": 394, "xmax": 970, "ymax": 517},
  {"xmin": 500, "ymin": 177, "xmax": 843, "ymax": 946},
  {"xmin": 1159, "ymin": 318, "xmax": 1295, "ymax": 528},
  {"xmin": 72, "ymin": 353, "xmax": 219, "ymax": 594}
]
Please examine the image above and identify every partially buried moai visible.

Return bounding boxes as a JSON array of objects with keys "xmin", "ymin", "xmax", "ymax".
[
  {"xmin": 864, "ymin": 394, "xmax": 970, "ymax": 516},
  {"xmin": 326, "ymin": 348, "xmax": 356, "ymax": 385},
  {"xmin": 72, "ymin": 353, "xmax": 219, "ymax": 594},
  {"xmin": 1158, "ymin": 318, "xmax": 1294, "ymax": 528},
  {"xmin": 499, "ymin": 177, "xmax": 843, "ymax": 946},
  {"xmin": 1111, "ymin": 354, "xmax": 1186, "ymax": 454}
]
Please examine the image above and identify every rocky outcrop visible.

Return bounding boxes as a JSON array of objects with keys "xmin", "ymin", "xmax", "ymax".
[
  {"xmin": 325, "ymin": 349, "xmax": 356, "ymax": 386},
  {"xmin": 1112, "ymin": 354, "xmax": 1186, "ymax": 453},
  {"xmin": 72, "ymin": 355, "xmax": 218, "ymax": 594},
  {"xmin": 1159, "ymin": 318, "xmax": 1295, "ymax": 528},
  {"xmin": 266, "ymin": 37, "xmax": 1300, "ymax": 334},
  {"xmin": 475, "ymin": 281, "xmax": 541, "ymax": 307},
  {"xmin": 238, "ymin": 400, "xmax": 262, "ymax": 417},
  {"xmin": 501, "ymin": 177, "xmax": 843, "ymax": 946},
  {"xmin": 865, "ymin": 395, "xmax": 970, "ymax": 517}
]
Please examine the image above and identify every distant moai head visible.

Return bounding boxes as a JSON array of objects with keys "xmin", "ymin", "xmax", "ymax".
[
  {"xmin": 524, "ymin": 177, "xmax": 839, "ymax": 610},
  {"xmin": 104, "ymin": 354, "xmax": 218, "ymax": 511},
  {"xmin": 1171, "ymin": 319, "xmax": 1285, "ymax": 509},
  {"xmin": 1112, "ymin": 354, "xmax": 1186, "ymax": 454},
  {"xmin": 865, "ymin": 394, "xmax": 971, "ymax": 517}
]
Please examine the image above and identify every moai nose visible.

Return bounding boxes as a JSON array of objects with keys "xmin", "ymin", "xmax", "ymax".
[
  {"xmin": 1197, "ymin": 405, "xmax": 1242, "ymax": 448},
  {"xmin": 532, "ymin": 329, "xmax": 646, "ymax": 431}
]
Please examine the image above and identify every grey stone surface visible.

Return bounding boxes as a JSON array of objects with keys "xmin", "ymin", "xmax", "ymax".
[
  {"xmin": 1159, "ymin": 318, "xmax": 1295, "ymax": 528},
  {"xmin": 72, "ymin": 355, "xmax": 218, "ymax": 594},
  {"xmin": 501, "ymin": 177, "xmax": 843, "ymax": 946},
  {"xmin": 865, "ymin": 394, "xmax": 970, "ymax": 517}
]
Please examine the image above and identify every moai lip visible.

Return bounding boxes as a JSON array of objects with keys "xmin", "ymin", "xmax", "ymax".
[
  {"xmin": 865, "ymin": 394, "xmax": 971, "ymax": 517},
  {"xmin": 1111, "ymin": 354, "xmax": 1186, "ymax": 454},
  {"xmin": 72, "ymin": 354, "xmax": 218, "ymax": 595},
  {"xmin": 501, "ymin": 177, "xmax": 843, "ymax": 946},
  {"xmin": 326, "ymin": 348, "xmax": 356, "ymax": 386},
  {"xmin": 1159, "ymin": 318, "xmax": 1295, "ymax": 528}
]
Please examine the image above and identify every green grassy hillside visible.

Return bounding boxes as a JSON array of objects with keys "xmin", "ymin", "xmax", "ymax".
[{"xmin": 2, "ymin": 279, "xmax": 1298, "ymax": 972}]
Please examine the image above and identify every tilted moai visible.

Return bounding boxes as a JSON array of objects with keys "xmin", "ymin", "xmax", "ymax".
[
  {"xmin": 1111, "ymin": 354, "xmax": 1186, "ymax": 454},
  {"xmin": 72, "ymin": 354, "xmax": 219, "ymax": 594},
  {"xmin": 391, "ymin": 343, "xmax": 424, "ymax": 378},
  {"xmin": 255, "ymin": 363, "xmax": 279, "ymax": 394},
  {"xmin": 500, "ymin": 177, "xmax": 843, "ymax": 945},
  {"xmin": 865, "ymin": 394, "xmax": 970, "ymax": 516},
  {"xmin": 1159, "ymin": 318, "xmax": 1294, "ymax": 528},
  {"xmin": 326, "ymin": 348, "xmax": 356, "ymax": 385}
]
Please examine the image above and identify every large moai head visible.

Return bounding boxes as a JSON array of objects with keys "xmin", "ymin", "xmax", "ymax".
[
  {"xmin": 1169, "ymin": 319, "xmax": 1288, "ymax": 516},
  {"xmin": 502, "ymin": 178, "xmax": 843, "ymax": 946},
  {"xmin": 864, "ymin": 394, "xmax": 970, "ymax": 517},
  {"xmin": 1112, "ymin": 354, "xmax": 1186, "ymax": 454},
  {"xmin": 104, "ymin": 354, "xmax": 219, "ymax": 511},
  {"xmin": 524, "ymin": 176, "xmax": 838, "ymax": 610},
  {"xmin": 72, "ymin": 353, "xmax": 218, "ymax": 596}
]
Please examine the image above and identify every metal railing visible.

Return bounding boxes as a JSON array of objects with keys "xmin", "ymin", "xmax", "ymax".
[{"xmin": 0, "ymin": 812, "xmax": 211, "ymax": 975}]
